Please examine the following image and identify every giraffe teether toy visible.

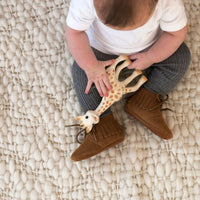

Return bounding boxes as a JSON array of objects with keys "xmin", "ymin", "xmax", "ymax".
[{"xmin": 77, "ymin": 55, "xmax": 147, "ymax": 133}]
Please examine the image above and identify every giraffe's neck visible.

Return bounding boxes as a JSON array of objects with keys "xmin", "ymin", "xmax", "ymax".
[
  {"xmin": 95, "ymin": 88, "xmax": 119, "ymax": 116},
  {"xmin": 94, "ymin": 66, "xmax": 116, "ymax": 116},
  {"xmin": 95, "ymin": 96, "xmax": 111, "ymax": 116}
]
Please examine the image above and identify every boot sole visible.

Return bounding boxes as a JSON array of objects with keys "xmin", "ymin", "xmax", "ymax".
[
  {"xmin": 125, "ymin": 108, "xmax": 173, "ymax": 140},
  {"xmin": 71, "ymin": 136, "xmax": 125, "ymax": 161}
]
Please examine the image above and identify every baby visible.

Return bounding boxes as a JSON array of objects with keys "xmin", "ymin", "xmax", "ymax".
[{"xmin": 65, "ymin": 0, "xmax": 191, "ymax": 161}]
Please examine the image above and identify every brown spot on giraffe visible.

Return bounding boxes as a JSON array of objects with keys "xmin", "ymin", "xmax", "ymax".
[
  {"xmin": 109, "ymin": 95, "xmax": 113, "ymax": 98},
  {"xmin": 115, "ymin": 95, "xmax": 119, "ymax": 99}
]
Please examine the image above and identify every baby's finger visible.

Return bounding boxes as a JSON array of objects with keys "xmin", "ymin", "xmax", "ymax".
[
  {"xmin": 127, "ymin": 62, "xmax": 137, "ymax": 69},
  {"xmin": 85, "ymin": 81, "xmax": 92, "ymax": 94},
  {"xmin": 128, "ymin": 54, "xmax": 137, "ymax": 61},
  {"xmin": 99, "ymin": 79, "xmax": 108, "ymax": 97},
  {"xmin": 103, "ymin": 76, "xmax": 112, "ymax": 91},
  {"xmin": 95, "ymin": 81, "xmax": 103, "ymax": 97},
  {"xmin": 103, "ymin": 59, "xmax": 115, "ymax": 67}
]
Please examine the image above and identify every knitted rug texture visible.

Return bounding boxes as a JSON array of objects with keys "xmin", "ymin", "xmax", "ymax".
[{"xmin": 0, "ymin": 0, "xmax": 200, "ymax": 199}]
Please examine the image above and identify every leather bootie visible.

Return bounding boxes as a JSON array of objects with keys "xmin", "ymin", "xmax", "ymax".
[
  {"xmin": 125, "ymin": 87, "xmax": 173, "ymax": 139},
  {"xmin": 71, "ymin": 114, "xmax": 125, "ymax": 161}
]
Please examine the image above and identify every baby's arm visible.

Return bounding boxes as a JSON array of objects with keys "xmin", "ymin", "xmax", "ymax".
[
  {"xmin": 65, "ymin": 25, "xmax": 113, "ymax": 97},
  {"xmin": 147, "ymin": 26, "xmax": 187, "ymax": 63},
  {"xmin": 128, "ymin": 26, "xmax": 187, "ymax": 70},
  {"xmin": 65, "ymin": 25, "xmax": 98, "ymax": 71}
]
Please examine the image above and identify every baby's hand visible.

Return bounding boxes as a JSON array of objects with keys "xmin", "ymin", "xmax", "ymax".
[
  {"xmin": 128, "ymin": 52, "xmax": 154, "ymax": 70},
  {"xmin": 85, "ymin": 59, "xmax": 114, "ymax": 97}
]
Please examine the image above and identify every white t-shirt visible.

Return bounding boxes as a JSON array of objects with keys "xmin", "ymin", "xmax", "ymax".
[{"xmin": 66, "ymin": 0, "xmax": 187, "ymax": 55}]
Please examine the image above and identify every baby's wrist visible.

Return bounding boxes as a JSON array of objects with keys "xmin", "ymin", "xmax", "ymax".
[{"xmin": 82, "ymin": 59, "xmax": 98, "ymax": 72}]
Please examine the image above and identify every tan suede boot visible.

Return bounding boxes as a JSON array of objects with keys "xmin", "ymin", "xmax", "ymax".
[
  {"xmin": 125, "ymin": 87, "xmax": 173, "ymax": 139},
  {"xmin": 71, "ymin": 114, "xmax": 125, "ymax": 161}
]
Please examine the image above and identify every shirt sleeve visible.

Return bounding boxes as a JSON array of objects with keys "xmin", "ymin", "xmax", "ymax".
[
  {"xmin": 66, "ymin": 0, "xmax": 95, "ymax": 31},
  {"xmin": 160, "ymin": 0, "xmax": 187, "ymax": 32}
]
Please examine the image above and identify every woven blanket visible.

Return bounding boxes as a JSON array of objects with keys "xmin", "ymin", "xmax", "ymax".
[{"xmin": 0, "ymin": 0, "xmax": 199, "ymax": 199}]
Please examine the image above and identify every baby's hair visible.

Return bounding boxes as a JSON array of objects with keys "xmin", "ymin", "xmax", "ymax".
[{"xmin": 94, "ymin": 0, "xmax": 158, "ymax": 28}]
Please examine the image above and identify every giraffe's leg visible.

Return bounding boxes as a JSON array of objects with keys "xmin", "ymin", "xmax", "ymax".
[
  {"xmin": 108, "ymin": 55, "xmax": 127, "ymax": 73},
  {"xmin": 106, "ymin": 55, "xmax": 127, "ymax": 82},
  {"xmin": 115, "ymin": 60, "xmax": 132, "ymax": 80},
  {"xmin": 125, "ymin": 76, "xmax": 147, "ymax": 94},
  {"xmin": 120, "ymin": 70, "xmax": 142, "ymax": 86}
]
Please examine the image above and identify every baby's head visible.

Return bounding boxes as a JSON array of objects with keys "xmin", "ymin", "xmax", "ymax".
[{"xmin": 94, "ymin": 0, "xmax": 158, "ymax": 29}]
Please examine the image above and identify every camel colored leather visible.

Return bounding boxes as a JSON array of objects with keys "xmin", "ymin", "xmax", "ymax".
[
  {"xmin": 71, "ymin": 114, "xmax": 125, "ymax": 161},
  {"xmin": 125, "ymin": 87, "xmax": 173, "ymax": 140}
]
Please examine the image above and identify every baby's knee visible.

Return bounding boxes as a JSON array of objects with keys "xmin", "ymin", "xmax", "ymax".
[
  {"xmin": 171, "ymin": 43, "xmax": 191, "ymax": 79},
  {"xmin": 179, "ymin": 43, "xmax": 191, "ymax": 72}
]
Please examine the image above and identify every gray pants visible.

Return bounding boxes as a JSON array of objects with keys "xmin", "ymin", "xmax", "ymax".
[{"xmin": 72, "ymin": 43, "xmax": 191, "ymax": 116}]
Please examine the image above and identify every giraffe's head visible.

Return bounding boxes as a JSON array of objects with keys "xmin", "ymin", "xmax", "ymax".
[{"xmin": 77, "ymin": 110, "xmax": 100, "ymax": 133}]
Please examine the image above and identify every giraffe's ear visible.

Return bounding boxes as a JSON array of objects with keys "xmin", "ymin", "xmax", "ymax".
[
  {"xmin": 85, "ymin": 110, "xmax": 99, "ymax": 124},
  {"xmin": 89, "ymin": 112, "xmax": 99, "ymax": 124},
  {"xmin": 91, "ymin": 115, "xmax": 99, "ymax": 124},
  {"xmin": 93, "ymin": 116, "xmax": 99, "ymax": 123}
]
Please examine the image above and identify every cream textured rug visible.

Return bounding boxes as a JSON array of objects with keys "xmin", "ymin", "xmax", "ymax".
[{"xmin": 0, "ymin": 0, "xmax": 200, "ymax": 199}]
